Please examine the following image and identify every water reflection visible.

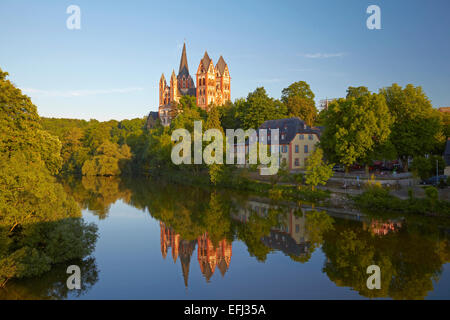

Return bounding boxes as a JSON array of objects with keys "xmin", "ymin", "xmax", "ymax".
[
  {"xmin": 72, "ymin": 176, "xmax": 450, "ymax": 299},
  {"xmin": 4, "ymin": 176, "xmax": 449, "ymax": 299},
  {"xmin": 0, "ymin": 257, "xmax": 98, "ymax": 300},
  {"xmin": 160, "ymin": 223, "xmax": 233, "ymax": 286}
]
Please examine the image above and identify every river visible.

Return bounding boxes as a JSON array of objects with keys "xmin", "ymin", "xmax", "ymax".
[{"xmin": 1, "ymin": 176, "xmax": 449, "ymax": 299}]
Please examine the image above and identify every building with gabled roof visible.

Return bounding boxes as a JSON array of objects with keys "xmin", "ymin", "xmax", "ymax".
[{"xmin": 257, "ymin": 117, "xmax": 322, "ymax": 170}]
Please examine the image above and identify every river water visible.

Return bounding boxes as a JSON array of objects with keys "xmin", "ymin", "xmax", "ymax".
[{"xmin": 1, "ymin": 176, "xmax": 449, "ymax": 299}]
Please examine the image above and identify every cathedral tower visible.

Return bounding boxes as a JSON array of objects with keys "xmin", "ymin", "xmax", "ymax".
[
  {"xmin": 196, "ymin": 52, "xmax": 231, "ymax": 111},
  {"xmin": 158, "ymin": 43, "xmax": 197, "ymax": 126}
]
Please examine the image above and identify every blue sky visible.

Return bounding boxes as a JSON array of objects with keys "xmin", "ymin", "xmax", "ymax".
[{"xmin": 1, "ymin": 0, "xmax": 449, "ymax": 121}]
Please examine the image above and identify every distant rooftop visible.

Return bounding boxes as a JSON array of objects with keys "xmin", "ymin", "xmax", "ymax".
[{"xmin": 258, "ymin": 117, "xmax": 322, "ymax": 144}]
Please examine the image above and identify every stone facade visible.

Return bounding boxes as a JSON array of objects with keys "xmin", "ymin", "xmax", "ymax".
[{"xmin": 158, "ymin": 43, "xmax": 230, "ymax": 126}]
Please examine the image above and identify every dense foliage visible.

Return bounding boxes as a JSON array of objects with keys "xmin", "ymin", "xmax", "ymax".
[
  {"xmin": 320, "ymin": 90, "xmax": 393, "ymax": 170},
  {"xmin": 321, "ymin": 84, "xmax": 446, "ymax": 172},
  {"xmin": 0, "ymin": 68, "xmax": 97, "ymax": 287}
]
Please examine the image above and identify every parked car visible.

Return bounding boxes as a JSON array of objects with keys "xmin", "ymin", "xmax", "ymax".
[
  {"xmin": 369, "ymin": 161, "xmax": 383, "ymax": 172},
  {"xmin": 420, "ymin": 175, "xmax": 448, "ymax": 186},
  {"xmin": 350, "ymin": 164, "xmax": 363, "ymax": 171},
  {"xmin": 332, "ymin": 165, "xmax": 345, "ymax": 172}
]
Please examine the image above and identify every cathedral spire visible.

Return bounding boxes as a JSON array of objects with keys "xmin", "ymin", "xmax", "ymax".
[
  {"xmin": 202, "ymin": 51, "xmax": 211, "ymax": 71},
  {"xmin": 178, "ymin": 42, "xmax": 189, "ymax": 75}
]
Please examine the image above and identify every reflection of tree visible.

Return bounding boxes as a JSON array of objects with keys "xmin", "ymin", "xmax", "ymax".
[
  {"xmin": 0, "ymin": 219, "xmax": 98, "ymax": 288},
  {"xmin": 201, "ymin": 192, "xmax": 233, "ymax": 246},
  {"xmin": 234, "ymin": 204, "xmax": 283, "ymax": 262},
  {"xmin": 81, "ymin": 176, "xmax": 131, "ymax": 219},
  {"xmin": 0, "ymin": 257, "xmax": 98, "ymax": 300},
  {"xmin": 124, "ymin": 178, "xmax": 209, "ymax": 241},
  {"xmin": 321, "ymin": 219, "xmax": 450, "ymax": 299},
  {"xmin": 61, "ymin": 176, "xmax": 131, "ymax": 219}
]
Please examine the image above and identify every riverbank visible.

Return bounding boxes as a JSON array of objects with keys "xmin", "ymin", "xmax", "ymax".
[{"xmin": 146, "ymin": 168, "xmax": 450, "ymax": 219}]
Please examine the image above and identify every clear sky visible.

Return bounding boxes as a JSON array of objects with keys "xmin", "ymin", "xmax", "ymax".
[{"xmin": 1, "ymin": 0, "xmax": 449, "ymax": 121}]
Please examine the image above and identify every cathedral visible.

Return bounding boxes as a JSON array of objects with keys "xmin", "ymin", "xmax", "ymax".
[{"xmin": 158, "ymin": 43, "xmax": 231, "ymax": 126}]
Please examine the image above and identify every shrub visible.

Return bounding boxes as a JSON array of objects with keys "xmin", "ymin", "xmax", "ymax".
[{"xmin": 424, "ymin": 186, "xmax": 438, "ymax": 202}]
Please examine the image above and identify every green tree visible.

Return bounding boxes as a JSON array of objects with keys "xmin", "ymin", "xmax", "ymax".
[
  {"xmin": 205, "ymin": 106, "xmax": 222, "ymax": 131},
  {"xmin": 240, "ymin": 87, "xmax": 287, "ymax": 129},
  {"xmin": 411, "ymin": 156, "xmax": 433, "ymax": 180},
  {"xmin": 217, "ymin": 100, "xmax": 242, "ymax": 130},
  {"xmin": 320, "ymin": 91, "xmax": 393, "ymax": 171},
  {"xmin": 81, "ymin": 141, "xmax": 132, "ymax": 176},
  {"xmin": 380, "ymin": 84, "xmax": 443, "ymax": 171},
  {"xmin": 429, "ymin": 155, "xmax": 445, "ymax": 176},
  {"xmin": 304, "ymin": 148, "xmax": 334, "ymax": 190},
  {"xmin": 346, "ymin": 86, "xmax": 370, "ymax": 99},
  {"xmin": 0, "ymin": 68, "xmax": 76, "ymax": 232},
  {"xmin": 281, "ymin": 81, "xmax": 315, "ymax": 104},
  {"xmin": 281, "ymin": 81, "xmax": 317, "ymax": 126},
  {"xmin": 0, "ymin": 68, "xmax": 98, "ymax": 287},
  {"xmin": 284, "ymin": 95, "xmax": 317, "ymax": 126}
]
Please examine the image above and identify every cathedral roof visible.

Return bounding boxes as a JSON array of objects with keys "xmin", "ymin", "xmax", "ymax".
[
  {"xmin": 178, "ymin": 43, "xmax": 190, "ymax": 77},
  {"xmin": 215, "ymin": 56, "xmax": 227, "ymax": 76},
  {"xmin": 217, "ymin": 257, "xmax": 228, "ymax": 277},
  {"xmin": 201, "ymin": 51, "xmax": 212, "ymax": 71}
]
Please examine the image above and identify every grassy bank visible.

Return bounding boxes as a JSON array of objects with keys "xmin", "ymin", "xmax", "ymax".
[
  {"xmin": 147, "ymin": 168, "xmax": 331, "ymax": 204},
  {"xmin": 353, "ymin": 185, "xmax": 450, "ymax": 218}
]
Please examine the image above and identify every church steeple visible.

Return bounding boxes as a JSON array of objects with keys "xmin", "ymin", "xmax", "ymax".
[{"xmin": 178, "ymin": 43, "xmax": 189, "ymax": 76}]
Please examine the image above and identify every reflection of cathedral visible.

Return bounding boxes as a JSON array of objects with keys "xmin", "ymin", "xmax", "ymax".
[
  {"xmin": 159, "ymin": 223, "xmax": 232, "ymax": 287},
  {"xmin": 197, "ymin": 233, "xmax": 232, "ymax": 282},
  {"xmin": 364, "ymin": 219, "xmax": 403, "ymax": 236}
]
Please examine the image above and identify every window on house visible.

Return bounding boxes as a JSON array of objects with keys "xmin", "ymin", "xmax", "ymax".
[
  {"xmin": 299, "ymin": 134, "xmax": 304, "ymax": 140},
  {"xmin": 309, "ymin": 134, "xmax": 313, "ymax": 140},
  {"xmin": 304, "ymin": 145, "xmax": 309, "ymax": 153},
  {"xmin": 271, "ymin": 145, "xmax": 277, "ymax": 153},
  {"xmin": 295, "ymin": 224, "xmax": 300, "ymax": 233},
  {"xmin": 295, "ymin": 145, "xmax": 299, "ymax": 153},
  {"xmin": 295, "ymin": 158, "xmax": 299, "ymax": 166}
]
